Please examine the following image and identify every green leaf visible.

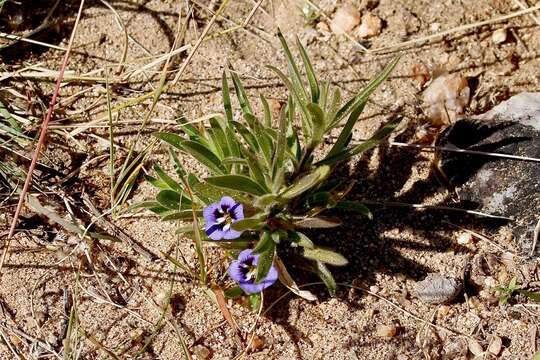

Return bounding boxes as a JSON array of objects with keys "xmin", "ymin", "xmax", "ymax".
[
  {"xmin": 325, "ymin": 87, "xmax": 341, "ymax": 127},
  {"xmin": 509, "ymin": 276, "xmax": 518, "ymax": 290},
  {"xmin": 153, "ymin": 165, "xmax": 183, "ymax": 193},
  {"xmin": 306, "ymin": 102, "xmax": 325, "ymax": 145},
  {"xmin": 326, "ymin": 100, "xmax": 366, "ymax": 158},
  {"xmin": 157, "ymin": 190, "xmax": 192, "ymax": 210},
  {"xmin": 297, "ymin": 38, "xmax": 320, "ymax": 103},
  {"xmin": 238, "ymin": 145, "xmax": 269, "ymax": 189},
  {"xmin": 192, "ymin": 182, "xmax": 248, "ymax": 203},
  {"xmin": 303, "ymin": 247, "xmax": 348, "ymax": 266},
  {"xmin": 318, "ymin": 116, "xmax": 403, "ymax": 165},
  {"xmin": 314, "ymin": 261, "xmax": 337, "ymax": 296},
  {"xmin": 277, "ymin": 31, "xmax": 308, "ymax": 101},
  {"xmin": 253, "ymin": 231, "xmax": 273, "ymax": 254},
  {"xmin": 232, "ymin": 120, "xmax": 260, "ymax": 153},
  {"xmin": 517, "ymin": 290, "xmax": 540, "ymax": 302},
  {"xmin": 144, "ymin": 174, "xmax": 169, "ymax": 190},
  {"xmin": 256, "ymin": 241, "xmax": 275, "ymax": 283},
  {"xmin": 533, "ymin": 350, "xmax": 540, "ymax": 360},
  {"xmin": 249, "ymin": 293, "xmax": 262, "ymax": 311},
  {"xmin": 260, "ymin": 94, "xmax": 272, "ymax": 128},
  {"xmin": 231, "ymin": 217, "xmax": 266, "ymax": 232},
  {"xmin": 208, "ymin": 117, "xmax": 229, "ymax": 159},
  {"xmin": 222, "ymin": 72, "xmax": 233, "ymax": 122},
  {"xmin": 335, "ymin": 201, "xmax": 373, "ymax": 219},
  {"xmin": 254, "ymin": 194, "xmax": 278, "ymax": 209},
  {"xmin": 308, "ymin": 192, "xmax": 336, "ymax": 208},
  {"xmin": 268, "ymin": 65, "xmax": 310, "ymax": 135},
  {"xmin": 279, "ymin": 165, "xmax": 330, "ymax": 200},
  {"xmin": 229, "ymin": 65, "xmax": 253, "ymax": 116},
  {"xmin": 294, "ymin": 217, "xmax": 342, "ymax": 228},
  {"xmin": 206, "ymin": 175, "xmax": 267, "ymax": 196},
  {"xmin": 154, "ymin": 133, "xmax": 225, "ymax": 174},
  {"xmin": 334, "ymin": 56, "xmax": 400, "ymax": 125},
  {"xmin": 272, "ymin": 101, "xmax": 289, "ymax": 184},
  {"xmin": 161, "ymin": 210, "xmax": 199, "ymax": 221},
  {"xmin": 224, "ymin": 286, "xmax": 243, "ymax": 298},
  {"xmin": 290, "ymin": 231, "xmax": 314, "ymax": 248},
  {"xmin": 176, "ymin": 115, "xmax": 207, "ymax": 145}
]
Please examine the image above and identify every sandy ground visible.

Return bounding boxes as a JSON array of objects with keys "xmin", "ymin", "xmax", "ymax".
[{"xmin": 1, "ymin": 0, "xmax": 540, "ymax": 359}]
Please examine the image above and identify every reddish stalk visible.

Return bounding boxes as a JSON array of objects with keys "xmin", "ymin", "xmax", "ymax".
[{"xmin": 1, "ymin": 0, "xmax": 86, "ymax": 273}]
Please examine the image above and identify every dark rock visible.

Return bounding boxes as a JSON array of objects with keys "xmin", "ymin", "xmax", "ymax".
[{"xmin": 436, "ymin": 93, "xmax": 540, "ymax": 256}]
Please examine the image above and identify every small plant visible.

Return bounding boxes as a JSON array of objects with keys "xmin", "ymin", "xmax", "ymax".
[
  {"xmin": 138, "ymin": 32, "xmax": 400, "ymax": 300},
  {"xmin": 496, "ymin": 277, "xmax": 540, "ymax": 304}
]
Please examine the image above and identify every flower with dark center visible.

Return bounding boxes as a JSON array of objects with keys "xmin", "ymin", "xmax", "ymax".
[
  {"xmin": 227, "ymin": 249, "xmax": 278, "ymax": 294},
  {"xmin": 203, "ymin": 196, "xmax": 244, "ymax": 240}
]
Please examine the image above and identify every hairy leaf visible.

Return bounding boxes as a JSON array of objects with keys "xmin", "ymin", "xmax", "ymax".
[
  {"xmin": 256, "ymin": 242, "xmax": 275, "ymax": 283},
  {"xmin": 303, "ymin": 247, "xmax": 348, "ymax": 266},
  {"xmin": 294, "ymin": 217, "xmax": 341, "ymax": 228},
  {"xmin": 279, "ymin": 165, "xmax": 330, "ymax": 199},
  {"xmin": 314, "ymin": 261, "xmax": 337, "ymax": 296},
  {"xmin": 206, "ymin": 175, "xmax": 267, "ymax": 196}
]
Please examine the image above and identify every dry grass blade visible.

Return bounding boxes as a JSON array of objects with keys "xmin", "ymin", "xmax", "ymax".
[
  {"xmin": 213, "ymin": 287, "xmax": 244, "ymax": 350},
  {"xmin": 172, "ymin": 0, "xmax": 231, "ymax": 85},
  {"xmin": 3, "ymin": 0, "xmax": 86, "ymax": 275},
  {"xmin": 370, "ymin": 3, "xmax": 540, "ymax": 53},
  {"xmin": 389, "ymin": 141, "xmax": 540, "ymax": 163}
]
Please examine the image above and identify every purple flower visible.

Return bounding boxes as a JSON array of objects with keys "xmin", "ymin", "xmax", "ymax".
[
  {"xmin": 228, "ymin": 249, "xmax": 278, "ymax": 294},
  {"xmin": 203, "ymin": 196, "xmax": 244, "ymax": 240}
]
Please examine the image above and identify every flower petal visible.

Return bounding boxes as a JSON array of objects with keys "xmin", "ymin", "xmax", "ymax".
[
  {"xmin": 227, "ymin": 261, "xmax": 245, "ymax": 283},
  {"xmin": 219, "ymin": 196, "xmax": 236, "ymax": 211},
  {"xmin": 206, "ymin": 224, "xmax": 225, "ymax": 240},
  {"xmin": 230, "ymin": 203, "xmax": 244, "ymax": 221},
  {"xmin": 203, "ymin": 203, "xmax": 220, "ymax": 226},
  {"xmin": 223, "ymin": 229, "xmax": 243, "ymax": 240},
  {"xmin": 260, "ymin": 264, "xmax": 278, "ymax": 289},
  {"xmin": 240, "ymin": 281, "xmax": 266, "ymax": 295},
  {"xmin": 237, "ymin": 249, "xmax": 256, "ymax": 264}
]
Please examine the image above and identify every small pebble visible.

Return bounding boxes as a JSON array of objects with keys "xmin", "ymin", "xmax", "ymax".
[
  {"xmin": 413, "ymin": 273, "xmax": 463, "ymax": 304},
  {"xmin": 356, "ymin": 12, "xmax": 382, "ymax": 38},
  {"xmin": 376, "ymin": 324, "xmax": 398, "ymax": 337},
  {"xmin": 192, "ymin": 345, "xmax": 212, "ymax": 359},
  {"xmin": 488, "ymin": 335, "xmax": 502, "ymax": 355},
  {"xmin": 457, "ymin": 232, "xmax": 473, "ymax": 245},
  {"xmin": 422, "ymin": 73, "xmax": 470, "ymax": 125},
  {"xmin": 444, "ymin": 339, "xmax": 468, "ymax": 357},
  {"xmin": 492, "ymin": 28, "xmax": 507, "ymax": 44},
  {"xmin": 437, "ymin": 305, "xmax": 451, "ymax": 318},
  {"xmin": 330, "ymin": 4, "xmax": 361, "ymax": 35},
  {"xmin": 316, "ymin": 21, "xmax": 331, "ymax": 32},
  {"xmin": 369, "ymin": 285, "xmax": 380, "ymax": 294},
  {"xmin": 467, "ymin": 338, "xmax": 484, "ymax": 356},
  {"xmin": 396, "ymin": 272, "xmax": 406, "ymax": 282},
  {"xmin": 250, "ymin": 335, "xmax": 265, "ymax": 351},
  {"xmin": 410, "ymin": 62, "xmax": 430, "ymax": 87},
  {"xmin": 484, "ymin": 276, "xmax": 497, "ymax": 288}
]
